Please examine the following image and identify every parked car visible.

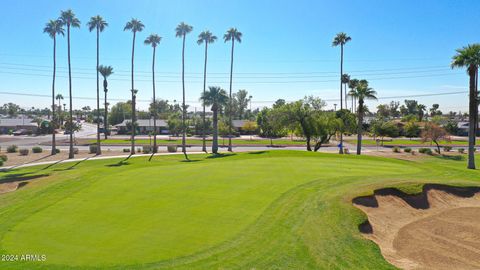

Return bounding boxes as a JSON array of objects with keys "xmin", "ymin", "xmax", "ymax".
[
  {"xmin": 98, "ymin": 128, "xmax": 111, "ymax": 135},
  {"xmin": 13, "ymin": 129, "xmax": 28, "ymax": 136}
]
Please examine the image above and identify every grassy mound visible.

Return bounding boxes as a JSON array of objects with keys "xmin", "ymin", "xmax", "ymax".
[{"xmin": 0, "ymin": 151, "xmax": 478, "ymax": 269}]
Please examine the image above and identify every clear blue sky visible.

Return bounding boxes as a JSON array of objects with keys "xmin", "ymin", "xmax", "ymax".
[{"xmin": 0, "ymin": 0, "xmax": 478, "ymax": 112}]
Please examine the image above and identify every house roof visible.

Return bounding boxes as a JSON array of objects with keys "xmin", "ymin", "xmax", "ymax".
[
  {"xmin": 0, "ymin": 118, "xmax": 37, "ymax": 127},
  {"xmin": 115, "ymin": 119, "xmax": 168, "ymax": 127}
]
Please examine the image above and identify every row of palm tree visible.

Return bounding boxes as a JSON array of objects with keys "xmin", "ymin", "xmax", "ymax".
[
  {"xmin": 44, "ymin": 10, "xmax": 113, "ymax": 159},
  {"xmin": 45, "ymin": 11, "xmax": 242, "ymax": 159}
]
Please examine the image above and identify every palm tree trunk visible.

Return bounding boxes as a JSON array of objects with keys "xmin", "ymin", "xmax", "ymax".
[
  {"xmin": 51, "ymin": 35, "xmax": 57, "ymax": 155},
  {"xmin": 202, "ymin": 42, "xmax": 208, "ymax": 152},
  {"xmin": 212, "ymin": 108, "xmax": 218, "ymax": 154},
  {"xmin": 67, "ymin": 24, "xmax": 74, "ymax": 159},
  {"xmin": 104, "ymin": 84, "xmax": 108, "ymax": 140},
  {"xmin": 344, "ymin": 83, "xmax": 348, "ymax": 110},
  {"xmin": 152, "ymin": 46, "xmax": 157, "ymax": 153},
  {"xmin": 357, "ymin": 100, "xmax": 363, "ymax": 155},
  {"xmin": 339, "ymin": 44, "xmax": 344, "ymax": 154},
  {"xmin": 228, "ymin": 39, "xmax": 235, "ymax": 152},
  {"xmin": 96, "ymin": 27, "xmax": 101, "ymax": 155},
  {"xmin": 468, "ymin": 67, "xmax": 476, "ymax": 169},
  {"xmin": 181, "ymin": 34, "xmax": 188, "ymax": 159},
  {"xmin": 130, "ymin": 32, "xmax": 136, "ymax": 154},
  {"xmin": 475, "ymin": 69, "xmax": 478, "ymax": 142}
]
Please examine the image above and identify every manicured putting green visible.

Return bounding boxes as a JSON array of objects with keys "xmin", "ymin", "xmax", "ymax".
[{"xmin": 0, "ymin": 151, "xmax": 478, "ymax": 269}]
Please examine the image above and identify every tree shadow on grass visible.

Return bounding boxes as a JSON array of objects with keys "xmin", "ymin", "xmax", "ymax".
[
  {"xmin": 206, "ymin": 153, "xmax": 237, "ymax": 159},
  {"xmin": 0, "ymin": 173, "xmax": 50, "ymax": 184},
  {"xmin": 248, "ymin": 151, "xmax": 267, "ymax": 155},
  {"xmin": 54, "ymin": 156, "xmax": 93, "ymax": 171},
  {"xmin": 437, "ymin": 154, "xmax": 464, "ymax": 161},
  {"xmin": 105, "ymin": 154, "xmax": 133, "ymax": 167}
]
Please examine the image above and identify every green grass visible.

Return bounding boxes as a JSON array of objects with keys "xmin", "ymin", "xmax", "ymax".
[
  {"xmin": 346, "ymin": 138, "xmax": 472, "ymax": 146},
  {"xmin": 0, "ymin": 151, "xmax": 478, "ymax": 269},
  {"xmin": 89, "ymin": 138, "xmax": 307, "ymax": 146}
]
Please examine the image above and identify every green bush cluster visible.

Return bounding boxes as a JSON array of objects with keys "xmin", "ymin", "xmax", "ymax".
[
  {"xmin": 89, "ymin": 145, "xmax": 98, "ymax": 154},
  {"xmin": 32, "ymin": 146, "xmax": 43, "ymax": 153},
  {"xmin": 19, "ymin": 149, "xmax": 29, "ymax": 156},
  {"xmin": 443, "ymin": 146, "xmax": 452, "ymax": 152},
  {"xmin": 419, "ymin": 148, "xmax": 433, "ymax": 155},
  {"xmin": 7, "ymin": 145, "xmax": 18, "ymax": 153},
  {"xmin": 404, "ymin": 147, "xmax": 412, "ymax": 153},
  {"xmin": 392, "ymin": 147, "xmax": 400, "ymax": 153}
]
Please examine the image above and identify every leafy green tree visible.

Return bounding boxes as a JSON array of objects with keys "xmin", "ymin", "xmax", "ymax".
[
  {"xmin": 59, "ymin": 9, "xmax": 80, "ymax": 159},
  {"xmin": 451, "ymin": 43, "xmax": 480, "ymax": 169},
  {"xmin": 371, "ymin": 120, "xmax": 400, "ymax": 144},
  {"xmin": 109, "ymin": 102, "xmax": 131, "ymax": 126},
  {"xmin": 224, "ymin": 28, "xmax": 242, "ymax": 152},
  {"xmin": 312, "ymin": 112, "xmax": 342, "ymax": 151},
  {"xmin": 444, "ymin": 120, "xmax": 459, "ymax": 135},
  {"xmin": 257, "ymin": 108, "xmax": 286, "ymax": 146},
  {"xmin": 404, "ymin": 121, "xmax": 420, "ymax": 139},
  {"xmin": 167, "ymin": 112, "xmax": 182, "ymax": 138},
  {"xmin": 416, "ymin": 104, "xmax": 426, "ymax": 122},
  {"xmin": 124, "ymin": 18, "xmax": 145, "ymax": 154},
  {"xmin": 200, "ymin": 86, "xmax": 229, "ymax": 153},
  {"xmin": 197, "ymin": 30, "xmax": 217, "ymax": 152},
  {"xmin": 429, "ymin": 104, "xmax": 442, "ymax": 116},
  {"xmin": 349, "ymin": 80, "xmax": 377, "ymax": 154},
  {"xmin": 43, "ymin": 19, "xmax": 64, "ymax": 155},
  {"xmin": 98, "ymin": 65, "xmax": 113, "ymax": 139},
  {"xmin": 176, "ymin": 22, "xmax": 193, "ymax": 158},
  {"xmin": 87, "ymin": 15, "xmax": 108, "ymax": 155},
  {"xmin": 279, "ymin": 97, "xmax": 326, "ymax": 151},
  {"xmin": 144, "ymin": 34, "xmax": 162, "ymax": 153}
]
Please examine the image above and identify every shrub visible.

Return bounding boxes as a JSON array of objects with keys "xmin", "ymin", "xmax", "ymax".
[
  {"xmin": 7, "ymin": 145, "xmax": 18, "ymax": 153},
  {"xmin": 123, "ymin": 148, "xmax": 130, "ymax": 153},
  {"xmin": 89, "ymin": 145, "xmax": 98, "ymax": 154},
  {"xmin": 419, "ymin": 148, "xmax": 433, "ymax": 155},
  {"xmin": 19, "ymin": 148, "xmax": 29, "ymax": 156},
  {"xmin": 142, "ymin": 146, "xmax": 152, "ymax": 154},
  {"xmin": 458, "ymin": 148, "xmax": 465, "ymax": 154},
  {"xmin": 0, "ymin": 159, "xmax": 3, "ymax": 167},
  {"xmin": 0, "ymin": 154, "xmax": 7, "ymax": 162},
  {"xmin": 392, "ymin": 147, "xmax": 401, "ymax": 153},
  {"xmin": 443, "ymin": 146, "xmax": 452, "ymax": 152},
  {"xmin": 167, "ymin": 145, "xmax": 177, "ymax": 153},
  {"xmin": 137, "ymin": 147, "xmax": 142, "ymax": 153},
  {"xmin": 55, "ymin": 148, "xmax": 61, "ymax": 154},
  {"xmin": 404, "ymin": 147, "xmax": 412, "ymax": 153},
  {"xmin": 32, "ymin": 146, "xmax": 43, "ymax": 153}
]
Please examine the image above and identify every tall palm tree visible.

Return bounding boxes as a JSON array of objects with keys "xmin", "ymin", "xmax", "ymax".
[
  {"xmin": 56, "ymin": 93, "xmax": 64, "ymax": 125},
  {"xmin": 349, "ymin": 80, "xmax": 377, "ymax": 155},
  {"xmin": 342, "ymin": 73, "xmax": 350, "ymax": 110},
  {"xmin": 348, "ymin": 78, "xmax": 359, "ymax": 113},
  {"xmin": 144, "ymin": 34, "xmax": 162, "ymax": 153},
  {"xmin": 451, "ymin": 44, "xmax": 480, "ymax": 169},
  {"xmin": 124, "ymin": 18, "xmax": 145, "ymax": 154},
  {"xmin": 197, "ymin": 30, "xmax": 217, "ymax": 152},
  {"xmin": 224, "ymin": 28, "xmax": 242, "ymax": 152},
  {"xmin": 98, "ymin": 65, "xmax": 113, "ymax": 139},
  {"xmin": 332, "ymin": 32, "xmax": 351, "ymax": 154},
  {"xmin": 43, "ymin": 19, "xmax": 64, "ymax": 155},
  {"xmin": 175, "ymin": 22, "xmax": 193, "ymax": 159},
  {"xmin": 87, "ymin": 15, "xmax": 108, "ymax": 155},
  {"xmin": 200, "ymin": 86, "xmax": 228, "ymax": 154},
  {"xmin": 59, "ymin": 9, "xmax": 80, "ymax": 159}
]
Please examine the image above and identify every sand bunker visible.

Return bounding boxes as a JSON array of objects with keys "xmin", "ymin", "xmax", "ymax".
[{"xmin": 353, "ymin": 184, "xmax": 480, "ymax": 270}]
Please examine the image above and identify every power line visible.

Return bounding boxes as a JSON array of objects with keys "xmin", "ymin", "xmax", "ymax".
[{"xmin": 0, "ymin": 90, "xmax": 468, "ymax": 103}]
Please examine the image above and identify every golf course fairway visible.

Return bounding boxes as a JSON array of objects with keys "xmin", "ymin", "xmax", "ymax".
[{"xmin": 0, "ymin": 151, "xmax": 478, "ymax": 269}]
